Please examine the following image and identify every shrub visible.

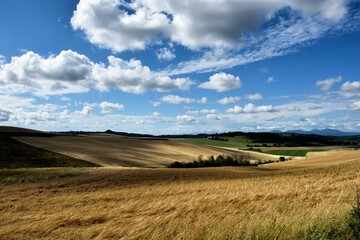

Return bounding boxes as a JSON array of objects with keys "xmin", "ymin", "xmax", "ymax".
[
  {"xmin": 347, "ymin": 189, "xmax": 360, "ymax": 239},
  {"xmin": 169, "ymin": 154, "xmax": 254, "ymax": 168},
  {"xmin": 279, "ymin": 156, "xmax": 286, "ymax": 162}
]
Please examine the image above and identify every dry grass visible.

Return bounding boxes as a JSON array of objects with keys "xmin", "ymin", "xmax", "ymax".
[
  {"xmin": 1, "ymin": 150, "xmax": 360, "ymax": 239},
  {"xmin": 0, "ymin": 167, "xmax": 97, "ymax": 184},
  {"xmin": 16, "ymin": 135, "xmax": 256, "ymax": 167}
]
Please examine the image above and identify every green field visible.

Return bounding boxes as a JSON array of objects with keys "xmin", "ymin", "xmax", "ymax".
[{"xmin": 263, "ymin": 149, "xmax": 326, "ymax": 157}]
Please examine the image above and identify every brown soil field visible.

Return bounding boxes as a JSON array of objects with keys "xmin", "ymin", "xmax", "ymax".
[
  {"xmin": 1, "ymin": 150, "xmax": 360, "ymax": 239},
  {"xmin": 259, "ymin": 146, "xmax": 356, "ymax": 151},
  {"xmin": 262, "ymin": 149, "xmax": 360, "ymax": 169},
  {"xmin": 16, "ymin": 135, "xmax": 256, "ymax": 167}
]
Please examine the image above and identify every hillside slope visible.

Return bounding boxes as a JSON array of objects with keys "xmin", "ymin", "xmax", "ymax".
[{"xmin": 16, "ymin": 135, "xmax": 257, "ymax": 167}]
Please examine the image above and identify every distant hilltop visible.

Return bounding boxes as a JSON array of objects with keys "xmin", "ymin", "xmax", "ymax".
[
  {"xmin": 1, "ymin": 126, "xmax": 360, "ymax": 138},
  {"xmin": 271, "ymin": 128, "xmax": 360, "ymax": 137}
]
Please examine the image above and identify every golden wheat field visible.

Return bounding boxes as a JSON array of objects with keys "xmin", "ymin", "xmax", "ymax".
[
  {"xmin": 16, "ymin": 135, "xmax": 266, "ymax": 167},
  {"xmin": 1, "ymin": 150, "xmax": 360, "ymax": 239}
]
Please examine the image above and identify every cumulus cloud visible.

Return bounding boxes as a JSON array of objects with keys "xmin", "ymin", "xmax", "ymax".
[
  {"xmin": 340, "ymin": 81, "xmax": 360, "ymax": 97},
  {"xmin": 71, "ymin": 0, "xmax": 170, "ymax": 52},
  {"xmin": 199, "ymin": 72, "xmax": 242, "ymax": 92},
  {"xmin": 93, "ymin": 56, "xmax": 193, "ymax": 94},
  {"xmin": 59, "ymin": 110, "xmax": 71, "ymax": 120},
  {"xmin": 159, "ymin": 1, "xmax": 357, "ymax": 77},
  {"xmin": 260, "ymin": 67, "xmax": 269, "ymax": 73},
  {"xmin": 0, "ymin": 50, "xmax": 93, "ymax": 96},
  {"xmin": 206, "ymin": 114, "xmax": 221, "ymax": 120},
  {"xmin": 156, "ymin": 48, "xmax": 176, "ymax": 60},
  {"xmin": 100, "ymin": 101, "xmax": 124, "ymax": 113},
  {"xmin": 348, "ymin": 101, "xmax": 360, "ymax": 111},
  {"xmin": 267, "ymin": 76, "xmax": 277, "ymax": 83},
  {"xmin": 186, "ymin": 109, "xmax": 218, "ymax": 115},
  {"xmin": 226, "ymin": 103, "xmax": 276, "ymax": 113},
  {"xmin": 217, "ymin": 96, "xmax": 241, "ymax": 105},
  {"xmin": 150, "ymin": 101, "xmax": 161, "ymax": 107},
  {"xmin": 161, "ymin": 95, "xmax": 195, "ymax": 104},
  {"xmin": 76, "ymin": 106, "xmax": 92, "ymax": 115},
  {"xmin": 0, "ymin": 55, "xmax": 5, "ymax": 64},
  {"xmin": 0, "ymin": 50, "xmax": 195, "ymax": 96},
  {"xmin": 0, "ymin": 108, "xmax": 11, "ymax": 121},
  {"xmin": 152, "ymin": 112, "xmax": 160, "ymax": 117},
  {"xmin": 287, "ymin": 106, "xmax": 300, "ymax": 112},
  {"xmin": 71, "ymin": 0, "xmax": 349, "ymax": 52},
  {"xmin": 316, "ymin": 76, "xmax": 342, "ymax": 91},
  {"xmin": 198, "ymin": 97, "xmax": 207, "ymax": 104},
  {"xmin": 245, "ymin": 93, "xmax": 263, "ymax": 101},
  {"xmin": 176, "ymin": 114, "xmax": 195, "ymax": 122}
]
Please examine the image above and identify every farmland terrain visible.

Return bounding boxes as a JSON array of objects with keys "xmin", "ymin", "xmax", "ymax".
[
  {"xmin": 16, "ymin": 135, "xmax": 268, "ymax": 167},
  {"xmin": 1, "ymin": 149, "xmax": 360, "ymax": 239},
  {"xmin": 1, "ymin": 127, "xmax": 360, "ymax": 239}
]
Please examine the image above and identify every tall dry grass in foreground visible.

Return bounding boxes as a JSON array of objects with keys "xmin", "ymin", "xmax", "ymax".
[{"xmin": 1, "ymin": 152, "xmax": 360, "ymax": 239}]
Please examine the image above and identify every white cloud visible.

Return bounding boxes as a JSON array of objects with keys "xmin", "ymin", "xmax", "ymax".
[
  {"xmin": 206, "ymin": 114, "xmax": 221, "ymax": 120},
  {"xmin": 156, "ymin": 48, "xmax": 176, "ymax": 60},
  {"xmin": 37, "ymin": 104, "xmax": 66, "ymax": 112},
  {"xmin": 245, "ymin": 93, "xmax": 263, "ymax": 101},
  {"xmin": 153, "ymin": 112, "xmax": 160, "ymax": 116},
  {"xmin": 260, "ymin": 67, "xmax": 269, "ymax": 73},
  {"xmin": 100, "ymin": 101, "xmax": 124, "ymax": 113},
  {"xmin": 267, "ymin": 76, "xmax": 277, "ymax": 83},
  {"xmin": 198, "ymin": 97, "xmax": 207, "ymax": 104},
  {"xmin": 0, "ymin": 108, "xmax": 11, "ymax": 121},
  {"xmin": 76, "ymin": 106, "xmax": 92, "ymax": 115},
  {"xmin": 61, "ymin": 97, "xmax": 71, "ymax": 101},
  {"xmin": 161, "ymin": 95, "xmax": 195, "ymax": 104},
  {"xmin": 340, "ymin": 81, "xmax": 360, "ymax": 97},
  {"xmin": 0, "ymin": 96, "xmax": 33, "ymax": 110},
  {"xmin": 176, "ymin": 114, "xmax": 195, "ymax": 122},
  {"xmin": 287, "ymin": 106, "xmax": 300, "ymax": 112},
  {"xmin": 316, "ymin": 76, "xmax": 342, "ymax": 91},
  {"xmin": 186, "ymin": 110, "xmax": 199, "ymax": 115},
  {"xmin": 160, "ymin": 4, "xmax": 358, "ymax": 77},
  {"xmin": 199, "ymin": 72, "xmax": 242, "ymax": 92},
  {"xmin": 150, "ymin": 101, "xmax": 161, "ymax": 107},
  {"xmin": 92, "ymin": 56, "xmax": 193, "ymax": 94},
  {"xmin": 217, "ymin": 96, "xmax": 241, "ymax": 105},
  {"xmin": 0, "ymin": 51, "xmax": 196, "ymax": 96},
  {"xmin": 348, "ymin": 101, "xmax": 360, "ymax": 111},
  {"xmin": 226, "ymin": 103, "xmax": 275, "ymax": 113},
  {"xmin": 59, "ymin": 110, "xmax": 71, "ymax": 120},
  {"xmin": 0, "ymin": 50, "xmax": 93, "ymax": 96},
  {"xmin": 186, "ymin": 109, "xmax": 218, "ymax": 115},
  {"xmin": 71, "ymin": 0, "xmax": 349, "ymax": 52},
  {"xmin": 201, "ymin": 109, "xmax": 218, "ymax": 114},
  {"xmin": 71, "ymin": 0, "xmax": 170, "ymax": 52},
  {"xmin": 136, "ymin": 120, "xmax": 145, "ymax": 125},
  {"xmin": 0, "ymin": 55, "xmax": 5, "ymax": 64}
]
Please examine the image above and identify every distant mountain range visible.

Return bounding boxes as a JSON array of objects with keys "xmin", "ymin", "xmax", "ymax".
[{"xmin": 271, "ymin": 129, "xmax": 360, "ymax": 136}]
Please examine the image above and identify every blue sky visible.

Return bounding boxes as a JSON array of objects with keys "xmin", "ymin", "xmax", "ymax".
[{"xmin": 0, "ymin": 0, "xmax": 360, "ymax": 134}]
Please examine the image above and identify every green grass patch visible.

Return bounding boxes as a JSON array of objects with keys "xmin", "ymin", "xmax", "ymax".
[
  {"xmin": 263, "ymin": 149, "xmax": 326, "ymax": 157},
  {"xmin": 0, "ymin": 167, "xmax": 97, "ymax": 184},
  {"xmin": 0, "ymin": 136, "xmax": 100, "ymax": 168}
]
